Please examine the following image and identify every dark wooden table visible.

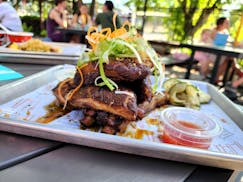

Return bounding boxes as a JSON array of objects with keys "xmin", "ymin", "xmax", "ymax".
[
  {"xmin": 0, "ymin": 131, "xmax": 62, "ymax": 170},
  {"xmin": 0, "ymin": 62, "xmax": 239, "ymax": 182},
  {"xmin": 57, "ymin": 27, "xmax": 87, "ymax": 44}
]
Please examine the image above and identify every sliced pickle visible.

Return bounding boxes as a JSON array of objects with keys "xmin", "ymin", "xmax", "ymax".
[
  {"xmin": 169, "ymin": 82, "xmax": 187, "ymax": 106},
  {"xmin": 185, "ymin": 85, "xmax": 200, "ymax": 110},
  {"xmin": 163, "ymin": 78, "xmax": 180, "ymax": 92}
]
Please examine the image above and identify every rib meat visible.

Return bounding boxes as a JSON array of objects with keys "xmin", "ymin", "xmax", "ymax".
[
  {"xmin": 139, "ymin": 93, "xmax": 169, "ymax": 115},
  {"xmin": 53, "ymin": 80, "xmax": 138, "ymax": 120},
  {"xmin": 74, "ymin": 58, "xmax": 151, "ymax": 86},
  {"xmin": 52, "ymin": 70, "xmax": 169, "ymax": 134},
  {"xmin": 81, "ymin": 109, "xmax": 130, "ymax": 134},
  {"xmin": 69, "ymin": 86, "xmax": 137, "ymax": 120},
  {"xmin": 122, "ymin": 77, "xmax": 153, "ymax": 104}
]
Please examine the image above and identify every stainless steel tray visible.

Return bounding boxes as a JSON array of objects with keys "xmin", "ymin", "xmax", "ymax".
[
  {"xmin": 0, "ymin": 43, "xmax": 86, "ymax": 65},
  {"xmin": 0, "ymin": 65, "xmax": 243, "ymax": 170}
]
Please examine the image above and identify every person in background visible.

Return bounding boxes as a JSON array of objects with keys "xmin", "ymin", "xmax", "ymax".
[
  {"xmin": 223, "ymin": 67, "xmax": 243, "ymax": 103},
  {"xmin": 238, "ymin": 41, "xmax": 243, "ymax": 48},
  {"xmin": 69, "ymin": 3, "xmax": 92, "ymax": 43},
  {"xmin": 211, "ymin": 17, "xmax": 232, "ymax": 83},
  {"xmin": 232, "ymin": 76, "xmax": 243, "ymax": 88},
  {"xmin": 95, "ymin": 1, "xmax": 121, "ymax": 31},
  {"xmin": 0, "ymin": 0, "xmax": 23, "ymax": 32},
  {"xmin": 46, "ymin": 0, "xmax": 67, "ymax": 42},
  {"xmin": 194, "ymin": 29, "xmax": 216, "ymax": 78},
  {"xmin": 211, "ymin": 17, "xmax": 230, "ymax": 39},
  {"xmin": 72, "ymin": 3, "xmax": 92, "ymax": 28},
  {"xmin": 232, "ymin": 42, "xmax": 243, "ymax": 89}
]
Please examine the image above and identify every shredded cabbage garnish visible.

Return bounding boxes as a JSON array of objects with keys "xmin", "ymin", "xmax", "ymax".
[
  {"xmin": 113, "ymin": 39, "xmax": 142, "ymax": 64},
  {"xmin": 94, "ymin": 76, "xmax": 118, "ymax": 91},
  {"xmin": 145, "ymin": 47, "xmax": 165, "ymax": 93}
]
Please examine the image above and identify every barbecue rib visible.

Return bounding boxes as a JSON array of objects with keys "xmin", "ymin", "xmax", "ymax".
[
  {"xmin": 74, "ymin": 58, "xmax": 151, "ymax": 86},
  {"xmin": 122, "ymin": 78, "xmax": 153, "ymax": 104},
  {"xmin": 53, "ymin": 80, "xmax": 138, "ymax": 120},
  {"xmin": 52, "ymin": 58, "xmax": 168, "ymax": 134},
  {"xmin": 139, "ymin": 93, "xmax": 169, "ymax": 115},
  {"xmin": 80, "ymin": 109, "xmax": 129, "ymax": 134},
  {"xmin": 68, "ymin": 86, "xmax": 138, "ymax": 120}
]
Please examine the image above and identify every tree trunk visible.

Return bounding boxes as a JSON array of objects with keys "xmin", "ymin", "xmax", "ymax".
[
  {"xmin": 39, "ymin": 0, "xmax": 43, "ymax": 30},
  {"xmin": 141, "ymin": 0, "xmax": 148, "ymax": 35},
  {"xmin": 72, "ymin": 0, "xmax": 75, "ymax": 10},
  {"xmin": 181, "ymin": 0, "xmax": 220, "ymax": 41},
  {"xmin": 89, "ymin": 0, "xmax": 96, "ymax": 18}
]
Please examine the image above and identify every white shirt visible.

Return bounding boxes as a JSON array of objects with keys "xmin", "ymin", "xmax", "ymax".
[{"xmin": 0, "ymin": 2, "xmax": 23, "ymax": 32}]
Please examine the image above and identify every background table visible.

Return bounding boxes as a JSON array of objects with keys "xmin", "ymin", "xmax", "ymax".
[
  {"xmin": 180, "ymin": 43, "xmax": 243, "ymax": 85},
  {"xmin": 57, "ymin": 27, "xmax": 87, "ymax": 44},
  {"xmin": 0, "ymin": 62, "xmax": 238, "ymax": 181}
]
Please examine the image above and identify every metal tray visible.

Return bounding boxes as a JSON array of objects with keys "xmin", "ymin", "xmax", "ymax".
[
  {"xmin": 0, "ymin": 65, "xmax": 242, "ymax": 170},
  {"xmin": 0, "ymin": 43, "xmax": 86, "ymax": 65}
]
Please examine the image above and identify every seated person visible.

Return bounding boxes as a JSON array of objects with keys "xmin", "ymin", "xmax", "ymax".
[
  {"xmin": 211, "ymin": 17, "xmax": 230, "ymax": 39},
  {"xmin": 0, "ymin": 0, "xmax": 23, "ymax": 32},
  {"xmin": 211, "ymin": 17, "xmax": 233, "ymax": 83},
  {"xmin": 232, "ymin": 58, "xmax": 243, "ymax": 89},
  {"xmin": 194, "ymin": 29, "xmax": 215, "ymax": 77},
  {"xmin": 232, "ymin": 76, "xmax": 243, "ymax": 88},
  {"xmin": 95, "ymin": 1, "xmax": 121, "ymax": 31},
  {"xmin": 72, "ymin": 3, "xmax": 92, "ymax": 28},
  {"xmin": 237, "ymin": 41, "xmax": 243, "ymax": 48},
  {"xmin": 46, "ymin": 0, "xmax": 67, "ymax": 42},
  {"xmin": 223, "ymin": 64, "xmax": 242, "ymax": 102},
  {"xmin": 70, "ymin": 3, "xmax": 92, "ymax": 43}
]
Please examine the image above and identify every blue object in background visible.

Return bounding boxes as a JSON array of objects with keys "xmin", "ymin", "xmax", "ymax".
[
  {"xmin": 213, "ymin": 33, "xmax": 229, "ymax": 46},
  {"xmin": 0, "ymin": 65, "xmax": 23, "ymax": 81}
]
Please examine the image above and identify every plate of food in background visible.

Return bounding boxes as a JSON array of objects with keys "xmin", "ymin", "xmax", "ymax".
[{"xmin": 0, "ymin": 39, "xmax": 86, "ymax": 65}]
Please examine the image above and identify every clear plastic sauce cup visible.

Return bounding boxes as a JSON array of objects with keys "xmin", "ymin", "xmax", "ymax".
[{"xmin": 160, "ymin": 107, "xmax": 222, "ymax": 149}]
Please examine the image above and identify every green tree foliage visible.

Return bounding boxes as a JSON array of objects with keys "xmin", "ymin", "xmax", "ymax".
[
  {"xmin": 229, "ymin": 4, "xmax": 243, "ymax": 42},
  {"xmin": 126, "ymin": 0, "xmax": 234, "ymax": 41}
]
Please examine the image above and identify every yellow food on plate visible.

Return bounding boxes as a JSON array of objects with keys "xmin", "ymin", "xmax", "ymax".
[
  {"xmin": 8, "ymin": 42, "xmax": 19, "ymax": 50},
  {"xmin": 9, "ymin": 39, "xmax": 61, "ymax": 53}
]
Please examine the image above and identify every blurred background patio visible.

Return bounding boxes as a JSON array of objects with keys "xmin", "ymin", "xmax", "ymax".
[
  {"xmin": 9, "ymin": 0, "xmax": 243, "ymax": 41},
  {"xmin": 4, "ymin": 0, "xmax": 243, "ymax": 105}
]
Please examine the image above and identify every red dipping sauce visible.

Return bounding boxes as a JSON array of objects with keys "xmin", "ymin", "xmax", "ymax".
[
  {"xmin": 162, "ymin": 120, "xmax": 210, "ymax": 149},
  {"xmin": 160, "ymin": 108, "xmax": 222, "ymax": 149}
]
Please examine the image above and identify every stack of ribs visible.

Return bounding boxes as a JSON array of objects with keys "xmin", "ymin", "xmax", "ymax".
[{"xmin": 53, "ymin": 58, "xmax": 168, "ymax": 134}]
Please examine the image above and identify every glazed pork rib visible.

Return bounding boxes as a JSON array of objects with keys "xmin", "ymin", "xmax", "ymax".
[
  {"xmin": 52, "ymin": 58, "xmax": 168, "ymax": 134},
  {"xmin": 81, "ymin": 109, "xmax": 130, "ymax": 134},
  {"xmin": 74, "ymin": 58, "xmax": 151, "ymax": 86},
  {"xmin": 53, "ymin": 80, "xmax": 138, "ymax": 120},
  {"xmin": 68, "ymin": 86, "xmax": 138, "ymax": 120}
]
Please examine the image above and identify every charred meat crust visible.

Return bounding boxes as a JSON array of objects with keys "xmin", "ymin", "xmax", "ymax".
[
  {"xmin": 53, "ymin": 80, "xmax": 138, "ymax": 120},
  {"xmin": 69, "ymin": 86, "xmax": 138, "ymax": 120},
  {"xmin": 52, "ymin": 58, "xmax": 168, "ymax": 134},
  {"xmin": 81, "ymin": 109, "xmax": 130, "ymax": 134},
  {"xmin": 122, "ymin": 77, "xmax": 153, "ymax": 104},
  {"xmin": 74, "ymin": 58, "xmax": 151, "ymax": 86}
]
